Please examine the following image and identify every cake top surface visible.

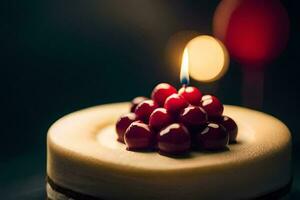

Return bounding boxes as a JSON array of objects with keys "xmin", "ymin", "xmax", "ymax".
[{"xmin": 47, "ymin": 102, "xmax": 291, "ymax": 174}]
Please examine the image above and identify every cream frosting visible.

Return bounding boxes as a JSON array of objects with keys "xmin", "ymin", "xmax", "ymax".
[{"xmin": 47, "ymin": 102, "xmax": 291, "ymax": 200}]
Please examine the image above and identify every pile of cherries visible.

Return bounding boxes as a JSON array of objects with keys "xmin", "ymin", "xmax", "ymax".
[{"xmin": 116, "ymin": 83, "xmax": 237, "ymax": 156}]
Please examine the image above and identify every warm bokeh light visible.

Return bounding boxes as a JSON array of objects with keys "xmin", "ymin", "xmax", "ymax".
[
  {"xmin": 185, "ymin": 35, "xmax": 229, "ymax": 82},
  {"xmin": 180, "ymin": 48, "xmax": 190, "ymax": 85}
]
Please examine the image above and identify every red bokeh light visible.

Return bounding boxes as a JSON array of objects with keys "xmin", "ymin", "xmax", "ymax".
[{"xmin": 213, "ymin": 0, "xmax": 289, "ymax": 67}]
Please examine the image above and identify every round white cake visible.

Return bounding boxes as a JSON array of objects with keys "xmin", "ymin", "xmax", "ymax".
[{"xmin": 47, "ymin": 102, "xmax": 292, "ymax": 200}]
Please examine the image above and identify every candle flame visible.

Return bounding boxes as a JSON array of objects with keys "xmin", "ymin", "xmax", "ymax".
[{"xmin": 180, "ymin": 48, "xmax": 190, "ymax": 85}]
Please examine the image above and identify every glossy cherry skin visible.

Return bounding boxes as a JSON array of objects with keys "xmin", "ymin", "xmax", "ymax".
[
  {"xmin": 134, "ymin": 100, "xmax": 158, "ymax": 123},
  {"xmin": 179, "ymin": 106, "xmax": 208, "ymax": 129},
  {"xmin": 201, "ymin": 95, "xmax": 224, "ymax": 117},
  {"xmin": 115, "ymin": 113, "xmax": 137, "ymax": 143},
  {"xmin": 157, "ymin": 123, "xmax": 191, "ymax": 155},
  {"xmin": 164, "ymin": 94, "xmax": 189, "ymax": 114},
  {"xmin": 195, "ymin": 123, "xmax": 229, "ymax": 150},
  {"xmin": 124, "ymin": 121, "xmax": 155, "ymax": 151},
  {"xmin": 149, "ymin": 108, "xmax": 173, "ymax": 132},
  {"xmin": 178, "ymin": 86, "xmax": 202, "ymax": 106},
  {"xmin": 151, "ymin": 83, "xmax": 177, "ymax": 106},
  {"xmin": 211, "ymin": 116, "xmax": 238, "ymax": 143},
  {"xmin": 130, "ymin": 96, "xmax": 148, "ymax": 112}
]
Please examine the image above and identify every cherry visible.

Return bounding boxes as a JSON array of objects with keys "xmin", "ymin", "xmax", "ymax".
[
  {"xmin": 164, "ymin": 94, "xmax": 188, "ymax": 114},
  {"xmin": 157, "ymin": 123, "xmax": 191, "ymax": 155},
  {"xmin": 178, "ymin": 86, "xmax": 202, "ymax": 106},
  {"xmin": 179, "ymin": 106, "xmax": 208, "ymax": 129},
  {"xmin": 124, "ymin": 121, "xmax": 154, "ymax": 151},
  {"xmin": 130, "ymin": 96, "xmax": 148, "ymax": 112},
  {"xmin": 212, "ymin": 116, "xmax": 238, "ymax": 143},
  {"xmin": 115, "ymin": 113, "xmax": 137, "ymax": 143},
  {"xmin": 195, "ymin": 123, "xmax": 229, "ymax": 150},
  {"xmin": 201, "ymin": 95, "xmax": 224, "ymax": 117},
  {"xmin": 134, "ymin": 100, "xmax": 158, "ymax": 123},
  {"xmin": 151, "ymin": 83, "xmax": 177, "ymax": 106},
  {"xmin": 149, "ymin": 108, "xmax": 173, "ymax": 132}
]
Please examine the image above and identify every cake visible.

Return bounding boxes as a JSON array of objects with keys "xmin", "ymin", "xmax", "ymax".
[{"xmin": 47, "ymin": 101, "xmax": 292, "ymax": 199}]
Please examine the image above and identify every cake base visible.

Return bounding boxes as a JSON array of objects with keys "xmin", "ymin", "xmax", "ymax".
[
  {"xmin": 47, "ymin": 103, "xmax": 292, "ymax": 200},
  {"xmin": 46, "ymin": 176, "xmax": 292, "ymax": 200}
]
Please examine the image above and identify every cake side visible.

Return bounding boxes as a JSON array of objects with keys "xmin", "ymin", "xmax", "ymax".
[{"xmin": 47, "ymin": 102, "xmax": 292, "ymax": 200}]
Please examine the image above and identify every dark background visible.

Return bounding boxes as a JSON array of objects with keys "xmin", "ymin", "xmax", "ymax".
[{"xmin": 1, "ymin": 0, "xmax": 299, "ymax": 199}]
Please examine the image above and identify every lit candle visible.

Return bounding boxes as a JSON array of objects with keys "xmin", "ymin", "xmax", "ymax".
[
  {"xmin": 180, "ymin": 48, "xmax": 190, "ymax": 86},
  {"xmin": 178, "ymin": 48, "xmax": 203, "ymax": 106}
]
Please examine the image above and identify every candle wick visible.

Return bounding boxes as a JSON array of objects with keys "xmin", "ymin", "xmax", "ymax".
[{"xmin": 181, "ymin": 77, "xmax": 189, "ymax": 87}]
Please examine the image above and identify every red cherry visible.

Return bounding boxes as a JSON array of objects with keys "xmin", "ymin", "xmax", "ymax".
[
  {"xmin": 115, "ymin": 113, "xmax": 137, "ymax": 143},
  {"xmin": 201, "ymin": 95, "xmax": 224, "ymax": 117},
  {"xmin": 151, "ymin": 83, "xmax": 177, "ymax": 106},
  {"xmin": 130, "ymin": 96, "xmax": 148, "ymax": 112},
  {"xmin": 134, "ymin": 100, "xmax": 158, "ymax": 123},
  {"xmin": 149, "ymin": 108, "xmax": 173, "ymax": 132},
  {"xmin": 124, "ymin": 121, "xmax": 155, "ymax": 151},
  {"xmin": 178, "ymin": 86, "xmax": 202, "ymax": 106},
  {"xmin": 195, "ymin": 123, "xmax": 229, "ymax": 150},
  {"xmin": 157, "ymin": 123, "xmax": 191, "ymax": 155},
  {"xmin": 212, "ymin": 116, "xmax": 238, "ymax": 143},
  {"xmin": 179, "ymin": 106, "xmax": 208, "ymax": 129},
  {"xmin": 164, "ymin": 94, "xmax": 188, "ymax": 114}
]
